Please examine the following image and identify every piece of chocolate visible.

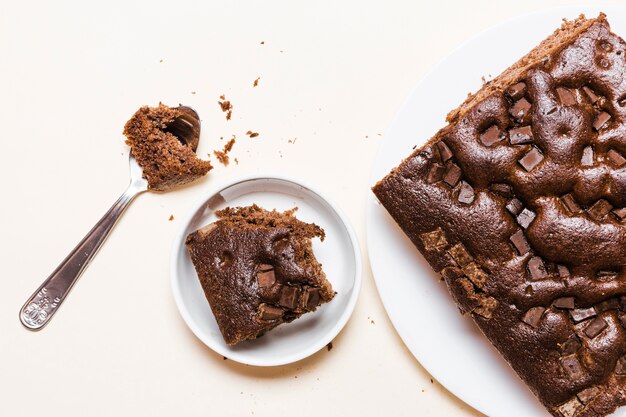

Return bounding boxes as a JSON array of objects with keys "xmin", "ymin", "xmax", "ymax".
[
  {"xmin": 587, "ymin": 199, "xmax": 613, "ymax": 221},
  {"xmin": 584, "ymin": 317, "xmax": 608, "ymax": 338},
  {"xmin": 593, "ymin": 111, "xmax": 611, "ymax": 130},
  {"xmin": 557, "ymin": 398, "xmax": 584, "ymax": 417},
  {"xmin": 583, "ymin": 86, "xmax": 599, "ymax": 103},
  {"xmin": 509, "ymin": 125, "xmax": 534, "ymax": 145},
  {"xmin": 607, "ymin": 149, "xmax": 626, "ymax": 167},
  {"xmin": 506, "ymin": 198, "xmax": 524, "ymax": 216},
  {"xmin": 519, "ymin": 147, "xmax": 543, "ymax": 171},
  {"xmin": 279, "ymin": 286, "xmax": 300, "ymax": 309},
  {"xmin": 613, "ymin": 207, "xmax": 626, "ymax": 220},
  {"xmin": 480, "ymin": 125, "xmax": 505, "ymax": 147},
  {"xmin": 556, "ymin": 87, "xmax": 577, "ymax": 106},
  {"xmin": 490, "ymin": 183, "xmax": 513, "ymax": 198},
  {"xmin": 506, "ymin": 82, "xmax": 527, "ymax": 100},
  {"xmin": 510, "ymin": 98, "xmax": 532, "ymax": 121},
  {"xmin": 457, "ymin": 181, "xmax": 475, "ymax": 204},
  {"xmin": 577, "ymin": 386, "xmax": 601, "ymax": 404},
  {"xmin": 561, "ymin": 354, "xmax": 584, "ymax": 379},
  {"xmin": 258, "ymin": 303, "xmax": 284, "ymax": 321},
  {"xmin": 558, "ymin": 265, "xmax": 571, "ymax": 278},
  {"xmin": 449, "ymin": 243, "xmax": 473, "ymax": 266},
  {"xmin": 510, "ymin": 230, "xmax": 530, "ymax": 255},
  {"xmin": 522, "ymin": 306, "xmax": 545, "ymax": 328},
  {"xmin": 570, "ymin": 307, "xmax": 597, "ymax": 323},
  {"xmin": 597, "ymin": 270, "xmax": 618, "ymax": 280},
  {"xmin": 596, "ymin": 298, "xmax": 619, "ymax": 312},
  {"xmin": 426, "ymin": 163, "xmax": 446, "ymax": 183},
  {"xmin": 436, "ymin": 141, "xmax": 453, "ymax": 162},
  {"xmin": 257, "ymin": 265, "xmax": 276, "ymax": 288},
  {"xmin": 302, "ymin": 287, "xmax": 321, "ymax": 311},
  {"xmin": 517, "ymin": 208, "xmax": 536, "ymax": 229},
  {"xmin": 616, "ymin": 356, "xmax": 626, "ymax": 375},
  {"xmin": 581, "ymin": 146, "xmax": 595, "ymax": 166},
  {"xmin": 561, "ymin": 334, "xmax": 582, "ymax": 355},
  {"xmin": 561, "ymin": 194, "xmax": 582, "ymax": 213},
  {"xmin": 554, "ymin": 297, "xmax": 575, "ymax": 310},
  {"xmin": 528, "ymin": 256, "xmax": 548, "ymax": 280},
  {"xmin": 443, "ymin": 163, "xmax": 462, "ymax": 187},
  {"xmin": 462, "ymin": 262, "xmax": 488, "ymax": 288}
]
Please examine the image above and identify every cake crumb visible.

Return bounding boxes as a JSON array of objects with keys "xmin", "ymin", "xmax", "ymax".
[
  {"xmin": 253, "ymin": 77, "xmax": 260, "ymax": 87},
  {"xmin": 191, "ymin": 91, "xmax": 196, "ymax": 95},
  {"xmin": 218, "ymin": 96, "xmax": 233, "ymax": 120},
  {"xmin": 169, "ymin": 215, "xmax": 174, "ymax": 221},
  {"xmin": 234, "ymin": 158, "xmax": 239, "ymax": 165},
  {"xmin": 246, "ymin": 131, "xmax": 259, "ymax": 138},
  {"xmin": 223, "ymin": 356, "xmax": 228, "ymax": 360},
  {"xmin": 213, "ymin": 137, "xmax": 236, "ymax": 166},
  {"xmin": 260, "ymin": 41, "xmax": 265, "ymax": 45},
  {"xmin": 430, "ymin": 378, "xmax": 434, "ymax": 384},
  {"xmin": 326, "ymin": 342, "xmax": 333, "ymax": 351},
  {"xmin": 159, "ymin": 59, "xmax": 163, "ymax": 63},
  {"xmin": 288, "ymin": 138, "xmax": 297, "ymax": 144}
]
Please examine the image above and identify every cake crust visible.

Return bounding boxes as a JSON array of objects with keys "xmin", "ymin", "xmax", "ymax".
[{"xmin": 374, "ymin": 13, "xmax": 626, "ymax": 417}]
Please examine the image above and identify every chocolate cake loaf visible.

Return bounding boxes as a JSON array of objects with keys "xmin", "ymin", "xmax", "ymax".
[
  {"xmin": 373, "ymin": 13, "xmax": 626, "ymax": 417},
  {"xmin": 123, "ymin": 104, "xmax": 212, "ymax": 191},
  {"xmin": 185, "ymin": 205, "xmax": 335, "ymax": 345}
]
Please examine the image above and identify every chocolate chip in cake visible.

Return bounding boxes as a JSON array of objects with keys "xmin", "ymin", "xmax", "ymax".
[
  {"xmin": 593, "ymin": 112, "xmax": 611, "ymax": 130},
  {"xmin": 443, "ymin": 163, "xmax": 462, "ymax": 187},
  {"xmin": 489, "ymin": 183, "xmax": 513, "ymax": 198},
  {"xmin": 561, "ymin": 194, "xmax": 582, "ymax": 213},
  {"xmin": 596, "ymin": 298, "xmax": 619, "ymax": 312},
  {"xmin": 509, "ymin": 125, "xmax": 534, "ymax": 145},
  {"xmin": 558, "ymin": 265, "xmax": 571, "ymax": 278},
  {"xmin": 596, "ymin": 270, "xmax": 618, "ymax": 280},
  {"xmin": 510, "ymin": 230, "xmax": 530, "ymax": 255},
  {"xmin": 554, "ymin": 297, "xmax": 575, "ymax": 309},
  {"xmin": 577, "ymin": 386, "xmax": 601, "ymax": 404},
  {"xmin": 257, "ymin": 264, "xmax": 276, "ymax": 288},
  {"xmin": 561, "ymin": 334, "xmax": 582, "ymax": 355},
  {"xmin": 258, "ymin": 303, "xmax": 284, "ymax": 321},
  {"xmin": 506, "ymin": 82, "xmax": 527, "ymax": 100},
  {"xmin": 436, "ymin": 141, "xmax": 453, "ymax": 162},
  {"xmin": 457, "ymin": 181, "xmax": 475, "ymax": 204},
  {"xmin": 561, "ymin": 354, "xmax": 584, "ymax": 380},
  {"xmin": 584, "ymin": 317, "xmax": 608, "ymax": 338},
  {"xmin": 616, "ymin": 355, "xmax": 626, "ymax": 374},
  {"xmin": 510, "ymin": 98, "xmax": 532, "ymax": 121},
  {"xmin": 570, "ymin": 307, "xmax": 597, "ymax": 323},
  {"xmin": 607, "ymin": 149, "xmax": 626, "ymax": 167},
  {"xmin": 557, "ymin": 87, "xmax": 577, "ymax": 106},
  {"xmin": 506, "ymin": 198, "xmax": 524, "ymax": 216},
  {"xmin": 427, "ymin": 163, "xmax": 446, "ymax": 183},
  {"xmin": 480, "ymin": 125, "xmax": 505, "ymax": 147},
  {"xmin": 302, "ymin": 287, "xmax": 321, "ymax": 310},
  {"xmin": 279, "ymin": 286, "xmax": 300, "ymax": 309},
  {"xmin": 519, "ymin": 147, "xmax": 543, "ymax": 171},
  {"xmin": 528, "ymin": 256, "xmax": 548, "ymax": 280},
  {"xmin": 587, "ymin": 199, "xmax": 613, "ymax": 221},
  {"xmin": 613, "ymin": 207, "xmax": 626, "ymax": 220},
  {"xmin": 517, "ymin": 208, "xmax": 536, "ymax": 229},
  {"xmin": 522, "ymin": 306, "xmax": 545, "ymax": 328},
  {"xmin": 449, "ymin": 243, "xmax": 473, "ymax": 266},
  {"xmin": 581, "ymin": 146, "xmax": 595, "ymax": 166},
  {"xmin": 462, "ymin": 262, "xmax": 488, "ymax": 288},
  {"xmin": 556, "ymin": 397, "xmax": 584, "ymax": 417},
  {"xmin": 583, "ymin": 86, "xmax": 599, "ymax": 104},
  {"xmin": 421, "ymin": 228, "xmax": 448, "ymax": 251}
]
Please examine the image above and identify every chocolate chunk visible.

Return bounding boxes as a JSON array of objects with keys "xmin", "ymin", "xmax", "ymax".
[
  {"xmin": 462, "ymin": 262, "xmax": 488, "ymax": 288},
  {"xmin": 258, "ymin": 303, "xmax": 283, "ymax": 321},
  {"xmin": 420, "ymin": 228, "xmax": 448, "ymax": 251},
  {"xmin": 577, "ymin": 386, "xmax": 601, "ymax": 404},
  {"xmin": 583, "ymin": 86, "xmax": 599, "ymax": 103},
  {"xmin": 517, "ymin": 208, "xmax": 536, "ymax": 229},
  {"xmin": 302, "ymin": 287, "xmax": 321, "ymax": 310},
  {"xmin": 509, "ymin": 125, "xmax": 534, "ymax": 145},
  {"xmin": 480, "ymin": 125, "xmax": 505, "ymax": 147},
  {"xmin": 522, "ymin": 306, "xmax": 545, "ymax": 328},
  {"xmin": 581, "ymin": 146, "xmax": 594, "ymax": 166},
  {"xmin": 616, "ymin": 355, "xmax": 626, "ymax": 374},
  {"xmin": 436, "ymin": 141, "xmax": 453, "ymax": 162},
  {"xmin": 506, "ymin": 82, "xmax": 526, "ymax": 100},
  {"xmin": 426, "ymin": 163, "xmax": 446, "ymax": 183},
  {"xmin": 257, "ymin": 265, "xmax": 276, "ymax": 288},
  {"xmin": 607, "ymin": 149, "xmax": 626, "ymax": 167},
  {"xmin": 561, "ymin": 334, "xmax": 582, "ymax": 355},
  {"xmin": 519, "ymin": 147, "xmax": 543, "ymax": 171},
  {"xmin": 597, "ymin": 270, "xmax": 618, "ymax": 280},
  {"xmin": 506, "ymin": 198, "xmax": 524, "ymax": 216},
  {"xmin": 554, "ymin": 297, "xmax": 575, "ymax": 309},
  {"xmin": 489, "ymin": 183, "xmax": 513, "ymax": 198},
  {"xmin": 557, "ymin": 87, "xmax": 577, "ymax": 106},
  {"xmin": 584, "ymin": 317, "xmax": 608, "ymax": 338},
  {"xmin": 558, "ymin": 265, "xmax": 571, "ymax": 278},
  {"xmin": 587, "ymin": 199, "xmax": 613, "ymax": 221},
  {"xmin": 449, "ymin": 243, "xmax": 473, "ymax": 266},
  {"xmin": 557, "ymin": 397, "xmax": 584, "ymax": 417},
  {"xmin": 561, "ymin": 194, "xmax": 582, "ymax": 213},
  {"xmin": 443, "ymin": 163, "xmax": 462, "ymax": 187},
  {"xmin": 570, "ymin": 307, "xmax": 596, "ymax": 323},
  {"xmin": 457, "ymin": 181, "xmax": 475, "ymax": 204},
  {"xmin": 561, "ymin": 354, "xmax": 584, "ymax": 379},
  {"xmin": 612, "ymin": 207, "xmax": 626, "ymax": 220},
  {"xmin": 279, "ymin": 286, "xmax": 300, "ymax": 309},
  {"xmin": 596, "ymin": 298, "xmax": 619, "ymax": 312},
  {"xmin": 510, "ymin": 230, "xmax": 530, "ymax": 255},
  {"xmin": 510, "ymin": 98, "xmax": 532, "ymax": 120},
  {"xmin": 528, "ymin": 256, "xmax": 548, "ymax": 280},
  {"xmin": 593, "ymin": 111, "xmax": 611, "ymax": 130}
]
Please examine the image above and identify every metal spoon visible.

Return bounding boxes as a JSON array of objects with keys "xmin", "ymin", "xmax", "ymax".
[{"xmin": 20, "ymin": 105, "xmax": 201, "ymax": 330}]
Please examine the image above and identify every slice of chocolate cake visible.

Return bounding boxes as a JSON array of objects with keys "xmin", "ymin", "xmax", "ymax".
[
  {"xmin": 185, "ymin": 205, "xmax": 335, "ymax": 345},
  {"xmin": 373, "ymin": 13, "xmax": 626, "ymax": 417},
  {"xmin": 123, "ymin": 104, "xmax": 212, "ymax": 191}
]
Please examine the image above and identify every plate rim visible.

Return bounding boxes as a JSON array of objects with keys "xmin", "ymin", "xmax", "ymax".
[{"xmin": 170, "ymin": 173, "xmax": 362, "ymax": 367}]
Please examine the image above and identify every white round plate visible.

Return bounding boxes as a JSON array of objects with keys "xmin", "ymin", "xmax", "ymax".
[
  {"xmin": 172, "ymin": 175, "xmax": 361, "ymax": 366},
  {"xmin": 367, "ymin": 6, "xmax": 626, "ymax": 417}
]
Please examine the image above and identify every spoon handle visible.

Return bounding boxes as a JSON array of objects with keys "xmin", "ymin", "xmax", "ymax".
[{"xmin": 19, "ymin": 181, "xmax": 145, "ymax": 330}]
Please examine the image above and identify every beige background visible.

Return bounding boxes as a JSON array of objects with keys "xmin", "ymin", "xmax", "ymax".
[{"xmin": 1, "ymin": 1, "xmax": 621, "ymax": 416}]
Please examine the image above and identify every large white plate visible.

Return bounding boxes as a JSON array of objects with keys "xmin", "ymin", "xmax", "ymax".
[
  {"xmin": 172, "ymin": 175, "xmax": 361, "ymax": 366},
  {"xmin": 367, "ymin": 6, "xmax": 626, "ymax": 417}
]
